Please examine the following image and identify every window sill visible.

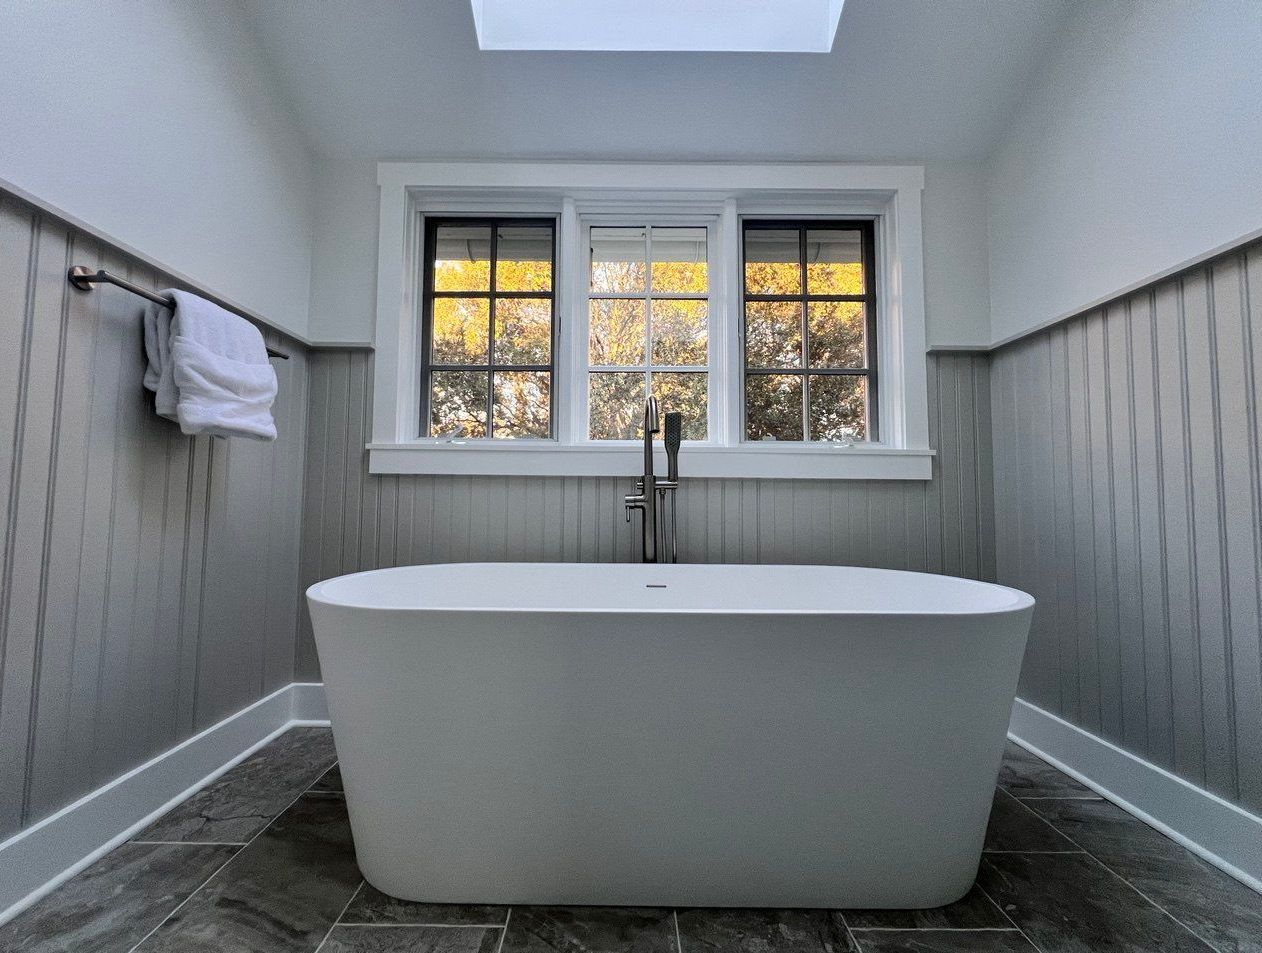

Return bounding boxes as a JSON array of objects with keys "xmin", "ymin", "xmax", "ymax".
[{"xmin": 366, "ymin": 442, "xmax": 934, "ymax": 480}]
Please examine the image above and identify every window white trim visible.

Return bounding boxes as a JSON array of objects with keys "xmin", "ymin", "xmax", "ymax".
[{"xmin": 372, "ymin": 161, "xmax": 932, "ymax": 480}]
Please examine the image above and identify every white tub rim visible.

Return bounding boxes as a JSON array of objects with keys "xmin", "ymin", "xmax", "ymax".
[{"xmin": 306, "ymin": 562, "xmax": 1034, "ymax": 617}]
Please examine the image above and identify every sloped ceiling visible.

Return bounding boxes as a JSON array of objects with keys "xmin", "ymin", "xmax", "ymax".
[{"xmin": 241, "ymin": 0, "xmax": 1077, "ymax": 162}]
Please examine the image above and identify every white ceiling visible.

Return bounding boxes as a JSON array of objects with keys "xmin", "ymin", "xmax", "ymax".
[{"xmin": 241, "ymin": 0, "xmax": 1077, "ymax": 163}]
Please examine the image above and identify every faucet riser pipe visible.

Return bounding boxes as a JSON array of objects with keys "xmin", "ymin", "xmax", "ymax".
[{"xmin": 624, "ymin": 397, "xmax": 679, "ymax": 564}]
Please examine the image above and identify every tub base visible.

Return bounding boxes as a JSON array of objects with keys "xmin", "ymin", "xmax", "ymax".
[{"xmin": 308, "ymin": 564, "xmax": 1032, "ymax": 909}]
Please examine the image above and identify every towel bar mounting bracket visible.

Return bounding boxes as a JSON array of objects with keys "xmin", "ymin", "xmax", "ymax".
[{"xmin": 67, "ymin": 264, "xmax": 100, "ymax": 291}]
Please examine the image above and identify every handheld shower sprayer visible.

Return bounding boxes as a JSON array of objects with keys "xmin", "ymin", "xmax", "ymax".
[{"xmin": 664, "ymin": 412, "xmax": 681, "ymax": 484}]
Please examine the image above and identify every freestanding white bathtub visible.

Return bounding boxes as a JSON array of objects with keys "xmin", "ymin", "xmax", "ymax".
[{"xmin": 307, "ymin": 562, "xmax": 1033, "ymax": 908}]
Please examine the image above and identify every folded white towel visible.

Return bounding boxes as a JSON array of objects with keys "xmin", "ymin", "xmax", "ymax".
[{"xmin": 141, "ymin": 290, "xmax": 278, "ymax": 441}]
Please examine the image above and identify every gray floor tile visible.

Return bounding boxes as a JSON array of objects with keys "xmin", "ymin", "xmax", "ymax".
[
  {"xmin": 501, "ymin": 907, "xmax": 676, "ymax": 953},
  {"xmin": 342, "ymin": 884, "xmax": 509, "ymax": 926},
  {"xmin": 13, "ymin": 736, "xmax": 1260, "ymax": 953},
  {"xmin": 311, "ymin": 763, "xmax": 344, "ymax": 793},
  {"xmin": 321, "ymin": 925, "xmax": 503, "ymax": 953},
  {"xmin": 134, "ymin": 727, "xmax": 337, "ymax": 843},
  {"xmin": 676, "ymin": 908, "xmax": 855, "ymax": 953},
  {"xmin": 850, "ymin": 930, "xmax": 1036, "ymax": 952},
  {"xmin": 997, "ymin": 743, "xmax": 1096, "ymax": 799},
  {"xmin": 842, "ymin": 886, "xmax": 1008, "ymax": 929},
  {"xmin": 133, "ymin": 793, "xmax": 361, "ymax": 953},
  {"xmin": 1027, "ymin": 798, "xmax": 1262, "ymax": 952},
  {"xmin": 0, "ymin": 842, "xmax": 235, "ymax": 953},
  {"xmin": 983, "ymin": 790, "xmax": 1078, "ymax": 853},
  {"xmin": 978, "ymin": 852, "xmax": 1214, "ymax": 951}
]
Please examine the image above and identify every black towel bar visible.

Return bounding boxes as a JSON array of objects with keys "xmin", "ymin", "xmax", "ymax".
[{"xmin": 67, "ymin": 266, "xmax": 289, "ymax": 360}]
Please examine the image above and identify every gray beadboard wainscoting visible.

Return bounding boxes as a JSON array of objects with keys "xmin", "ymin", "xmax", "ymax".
[
  {"xmin": 991, "ymin": 238, "xmax": 1262, "ymax": 816},
  {"xmin": 0, "ymin": 191, "xmax": 309, "ymax": 841},
  {"xmin": 7, "ymin": 164, "xmax": 1261, "ymax": 893},
  {"xmin": 294, "ymin": 350, "xmax": 996, "ymax": 679}
]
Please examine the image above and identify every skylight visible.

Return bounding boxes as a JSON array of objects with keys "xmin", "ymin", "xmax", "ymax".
[{"xmin": 469, "ymin": 0, "xmax": 845, "ymax": 53}]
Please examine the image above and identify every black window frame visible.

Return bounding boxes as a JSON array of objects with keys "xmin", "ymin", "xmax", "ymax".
[
  {"xmin": 741, "ymin": 218, "xmax": 878, "ymax": 442},
  {"xmin": 419, "ymin": 216, "xmax": 558, "ymax": 438}
]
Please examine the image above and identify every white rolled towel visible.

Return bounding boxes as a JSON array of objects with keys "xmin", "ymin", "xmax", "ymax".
[
  {"xmin": 143, "ymin": 289, "xmax": 278, "ymax": 441},
  {"xmin": 142, "ymin": 301, "xmax": 178, "ymax": 421}
]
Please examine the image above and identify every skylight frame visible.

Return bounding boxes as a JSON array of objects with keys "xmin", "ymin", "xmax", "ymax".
[{"xmin": 469, "ymin": 0, "xmax": 845, "ymax": 54}]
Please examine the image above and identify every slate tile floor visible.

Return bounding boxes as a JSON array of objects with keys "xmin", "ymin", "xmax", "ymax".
[{"xmin": 2, "ymin": 728, "xmax": 1259, "ymax": 952}]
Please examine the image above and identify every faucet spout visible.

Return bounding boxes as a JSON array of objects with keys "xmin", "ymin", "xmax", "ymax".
[{"xmin": 643, "ymin": 396, "xmax": 659, "ymax": 477}]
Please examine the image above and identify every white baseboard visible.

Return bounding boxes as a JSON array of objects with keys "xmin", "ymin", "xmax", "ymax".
[
  {"xmin": 0, "ymin": 682, "xmax": 331, "ymax": 926},
  {"xmin": 289, "ymin": 681, "xmax": 330, "ymax": 723},
  {"xmin": 1009, "ymin": 697, "xmax": 1262, "ymax": 894}
]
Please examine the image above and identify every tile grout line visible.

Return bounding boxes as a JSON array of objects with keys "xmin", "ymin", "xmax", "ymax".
[
  {"xmin": 129, "ymin": 840, "xmax": 249, "ymax": 847},
  {"xmin": 848, "ymin": 927, "xmax": 1021, "ymax": 932},
  {"xmin": 1011, "ymin": 795, "xmax": 1105, "ymax": 801},
  {"xmin": 974, "ymin": 879, "xmax": 1046, "ymax": 953},
  {"xmin": 313, "ymin": 880, "xmax": 364, "ymax": 953},
  {"xmin": 1007, "ymin": 794, "xmax": 1222, "ymax": 952},
  {"xmin": 122, "ymin": 846, "xmax": 246, "ymax": 952},
  {"xmin": 124, "ymin": 746, "xmax": 340, "ymax": 953},
  {"xmin": 1076, "ymin": 852, "xmax": 1223, "ymax": 952},
  {"xmin": 982, "ymin": 850, "xmax": 1084, "ymax": 854},
  {"xmin": 495, "ymin": 907, "xmax": 513, "ymax": 953},
  {"xmin": 335, "ymin": 922, "xmax": 511, "ymax": 929},
  {"xmin": 835, "ymin": 910, "xmax": 862, "ymax": 952}
]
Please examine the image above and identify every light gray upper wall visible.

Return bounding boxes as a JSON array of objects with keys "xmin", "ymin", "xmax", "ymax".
[
  {"xmin": 990, "ymin": 239, "xmax": 1262, "ymax": 815},
  {"xmin": 0, "ymin": 0, "xmax": 318, "ymax": 340},
  {"xmin": 248, "ymin": 0, "xmax": 1058, "ymax": 347},
  {"xmin": 306, "ymin": 157, "xmax": 380, "ymax": 345},
  {"xmin": 923, "ymin": 162, "xmax": 992, "ymax": 350},
  {"xmin": 244, "ymin": 0, "xmax": 1073, "ymax": 163},
  {"xmin": 294, "ymin": 350, "xmax": 994, "ymax": 679},
  {"xmin": 0, "ymin": 189, "xmax": 309, "ymax": 840},
  {"xmin": 986, "ymin": 0, "xmax": 1262, "ymax": 345},
  {"xmin": 306, "ymin": 156, "xmax": 994, "ymax": 347}
]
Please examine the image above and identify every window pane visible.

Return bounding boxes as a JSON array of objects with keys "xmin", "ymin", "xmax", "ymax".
[
  {"xmin": 591, "ymin": 226, "xmax": 646, "ymax": 293},
  {"xmin": 494, "ymin": 298, "xmax": 551, "ymax": 365},
  {"xmin": 431, "ymin": 298, "xmax": 489, "ymax": 364},
  {"xmin": 745, "ymin": 300, "xmax": 802, "ymax": 368},
  {"xmin": 807, "ymin": 301, "xmax": 866, "ymax": 368},
  {"xmin": 430, "ymin": 371, "xmax": 488, "ymax": 437},
  {"xmin": 651, "ymin": 372, "xmax": 708, "ymax": 440},
  {"xmin": 651, "ymin": 227, "xmax": 708, "ymax": 294},
  {"xmin": 492, "ymin": 371, "xmax": 550, "ymax": 438},
  {"xmin": 806, "ymin": 229, "xmax": 864, "ymax": 296},
  {"xmin": 495, "ymin": 225, "xmax": 553, "ymax": 292},
  {"xmin": 432, "ymin": 225, "xmax": 491, "ymax": 292},
  {"xmin": 744, "ymin": 229, "xmax": 801, "ymax": 295},
  {"xmin": 809, "ymin": 375, "xmax": 867, "ymax": 441},
  {"xmin": 589, "ymin": 299, "xmax": 646, "ymax": 366},
  {"xmin": 589, "ymin": 372, "xmax": 645, "ymax": 439},
  {"xmin": 651, "ymin": 299, "xmax": 707, "ymax": 366},
  {"xmin": 745, "ymin": 374, "xmax": 803, "ymax": 441}
]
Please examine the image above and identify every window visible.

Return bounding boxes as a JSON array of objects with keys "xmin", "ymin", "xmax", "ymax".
[
  {"xmin": 420, "ymin": 219, "xmax": 556, "ymax": 438},
  {"xmin": 587, "ymin": 226, "xmax": 710, "ymax": 441},
  {"xmin": 372, "ymin": 162, "xmax": 932, "ymax": 479},
  {"xmin": 743, "ymin": 221, "xmax": 877, "ymax": 442}
]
